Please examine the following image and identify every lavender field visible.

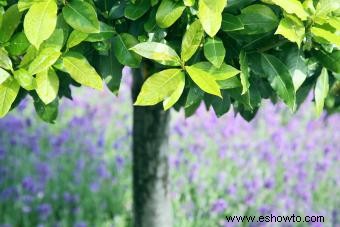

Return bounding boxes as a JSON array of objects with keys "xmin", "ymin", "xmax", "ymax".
[{"xmin": 0, "ymin": 73, "xmax": 339, "ymax": 227}]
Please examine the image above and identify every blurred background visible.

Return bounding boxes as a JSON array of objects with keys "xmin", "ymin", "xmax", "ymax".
[{"xmin": 0, "ymin": 70, "xmax": 339, "ymax": 227}]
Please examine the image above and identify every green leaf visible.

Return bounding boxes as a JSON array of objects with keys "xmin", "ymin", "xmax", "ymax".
[
  {"xmin": 0, "ymin": 68, "xmax": 10, "ymax": 85},
  {"xmin": 217, "ymin": 77, "xmax": 242, "ymax": 89},
  {"xmin": 261, "ymin": 53, "xmax": 296, "ymax": 109},
  {"xmin": 124, "ymin": 0, "xmax": 150, "ymax": 20},
  {"xmin": 204, "ymin": 37, "xmax": 226, "ymax": 68},
  {"xmin": 28, "ymin": 47, "xmax": 61, "ymax": 75},
  {"xmin": 185, "ymin": 62, "xmax": 222, "ymax": 97},
  {"xmin": 264, "ymin": 0, "xmax": 309, "ymax": 21},
  {"xmin": 211, "ymin": 90, "xmax": 231, "ymax": 117},
  {"xmin": 239, "ymin": 50, "xmax": 250, "ymax": 95},
  {"xmin": 275, "ymin": 14, "xmax": 305, "ymax": 47},
  {"xmin": 282, "ymin": 46, "xmax": 307, "ymax": 91},
  {"xmin": 41, "ymin": 28, "xmax": 65, "ymax": 50},
  {"xmin": 24, "ymin": 0, "xmax": 58, "ymax": 49},
  {"xmin": 130, "ymin": 42, "xmax": 181, "ymax": 66},
  {"xmin": 33, "ymin": 96, "xmax": 58, "ymax": 123},
  {"xmin": 311, "ymin": 27, "xmax": 340, "ymax": 47},
  {"xmin": 67, "ymin": 30, "xmax": 88, "ymax": 49},
  {"xmin": 163, "ymin": 72, "xmax": 185, "ymax": 110},
  {"xmin": 36, "ymin": 68, "xmax": 59, "ymax": 104},
  {"xmin": 184, "ymin": 0, "xmax": 195, "ymax": 7},
  {"xmin": 314, "ymin": 50, "xmax": 340, "ymax": 73},
  {"xmin": 221, "ymin": 13, "xmax": 244, "ymax": 32},
  {"xmin": 62, "ymin": 51, "xmax": 103, "ymax": 90},
  {"xmin": 238, "ymin": 4, "xmax": 279, "ymax": 35},
  {"xmin": 13, "ymin": 69, "xmax": 36, "ymax": 90},
  {"xmin": 112, "ymin": 33, "xmax": 142, "ymax": 68},
  {"xmin": 5, "ymin": 32, "xmax": 30, "ymax": 56},
  {"xmin": 315, "ymin": 0, "xmax": 339, "ymax": 17},
  {"xmin": 135, "ymin": 69, "xmax": 185, "ymax": 106},
  {"xmin": 181, "ymin": 20, "xmax": 204, "ymax": 62},
  {"xmin": 0, "ymin": 48, "xmax": 12, "ymax": 70},
  {"xmin": 187, "ymin": 62, "xmax": 239, "ymax": 81},
  {"xmin": 156, "ymin": 0, "xmax": 185, "ymax": 28},
  {"xmin": 198, "ymin": 0, "xmax": 227, "ymax": 37},
  {"xmin": 86, "ymin": 22, "xmax": 115, "ymax": 42},
  {"xmin": 62, "ymin": 0, "xmax": 100, "ymax": 33},
  {"xmin": 0, "ymin": 77, "xmax": 20, "ymax": 118},
  {"xmin": 19, "ymin": 46, "xmax": 37, "ymax": 68},
  {"xmin": 0, "ymin": 4, "xmax": 22, "ymax": 43},
  {"xmin": 314, "ymin": 68, "xmax": 329, "ymax": 117},
  {"xmin": 97, "ymin": 46, "xmax": 123, "ymax": 94}
]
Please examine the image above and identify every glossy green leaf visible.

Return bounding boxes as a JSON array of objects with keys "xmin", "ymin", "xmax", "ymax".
[
  {"xmin": 238, "ymin": 4, "xmax": 279, "ymax": 35},
  {"xmin": 275, "ymin": 14, "xmax": 305, "ymax": 47},
  {"xmin": 0, "ymin": 48, "xmax": 12, "ymax": 70},
  {"xmin": 112, "ymin": 33, "xmax": 142, "ymax": 68},
  {"xmin": 24, "ymin": 0, "xmax": 58, "ymax": 49},
  {"xmin": 86, "ymin": 22, "xmax": 115, "ymax": 42},
  {"xmin": 198, "ymin": 0, "xmax": 227, "ymax": 37},
  {"xmin": 28, "ymin": 47, "xmax": 61, "ymax": 75},
  {"xmin": 189, "ymin": 62, "xmax": 240, "ymax": 81},
  {"xmin": 185, "ymin": 62, "xmax": 222, "ymax": 97},
  {"xmin": 181, "ymin": 20, "xmax": 204, "ymax": 62},
  {"xmin": 315, "ymin": 0, "xmax": 339, "ymax": 17},
  {"xmin": 135, "ymin": 69, "xmax": 185, "ymax": 106},
  {"xmin": 0, "ymin": 4, "xmax": 22, "ymax": 43},
  {"xmin": 19, "ymin": 46, "xmax": 37, "ymax": 68},
  {"xmin": 221, "ymin": 13, "xmax": 244, "ymax": 32},
  {"xmin": 156, "ymin": 0, "xmax": 185, "ymax": 28},
  {"xmin": 0, "ymin": 68, "xmax": 10, "ymax": 85},
  {"xmin": 314, "ymin": 50, "xmax": 340, "ymax": 74},
  {"xmin": 62, "ymin": 51, "xmax": 103, "ymax": 90},
  {"xmin": 41, "ymin": 28, "xmax": 65, "ymax": 50},
  {"xmin": 13, "ymin": 69, "xmax": 36, "ymax": 90},
  {"xmin": 33, "ymin": 96, "xmax": 58, "ymax": 123},
  {"xmin": 311, "ymin": 27, "xmax": 340, "ymax": 47},
  {"xmin": 282, "ymin": 46, "xmax": 307, "ymax": 91},
  {"xmin": 36, "ymin": 68, "xmax": 59, "ymax": 104},
  {"xmin": 124, "ymin": 0, "xmax": 150, "ymax": 20},
  {"xmin": 62, "ymin": 0, "xmax": 100, "ymax": 33},
  {"xmin": 0, "ymin": 77, "xmax": 20, "ymax": 118},
  {"xmin": 5, "ymin": 32, "xmax": 30, "ymax": 56},
  {"xmin": 130, "ymin": 42, "xmax": 181, "ymax": 66},
  {"xmin": 264, "ymin": 0, "xmax": 309, "ymax": 20},
  {"xmin": 97, "ymin": 46, "xmax": 124, "ymax": 94},
  {"xmin": 314, "ymin": 68, "xmax": 329, "ymax": 117},
  {"xmin": 217, "ymin": 77, "xmax": 242, "ymax": 90},
  {"xmin": 261, "ymin": 54, "xmax": 296, "ymax": 109},
  {"xmin": 163, "ymin": 72, "xmax": 185, "ymax": 110},
  {"xmin": 67, "ymin": 30, "xmax": 88, "ymax": 49},
  {"xmin": 204, "ymin": 37, "xmax": 226, "ymax": 68},
  {"xmin": 239, "ymin": 50, "xmax": 250, "ymax": 95}
]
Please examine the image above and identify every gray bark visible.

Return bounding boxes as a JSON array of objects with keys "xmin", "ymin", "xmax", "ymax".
[{"xmin": 131, "ymin": 65, "xmax": 172, "ymax": 227}]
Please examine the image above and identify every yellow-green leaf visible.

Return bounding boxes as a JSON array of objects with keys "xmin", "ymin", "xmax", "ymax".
[
  {"xmin": 63, "ymin": 52, "xmax": 103, "ymax": 90},
  {"xmin": 24, "ymin": 0, "xmax": 58, "ymax": 49},
  {"xmin": 198, "ymin": 0, "xmax": 227, "ymax": 37},
  {"xmin": 275, "ymin": 14, "xmax": 305, "ymax": 47},
  {"xmin": 130, "ymin": 42, "xmax": 181, "ymax": 66},
  {"xmin": 311, "ymin": 27, "xmax": 340, "ymax": 47},
  {"xmin": 185, "ymin": 62, "xmax": 222, "ymax": 97},
  {"xmin": 13, "ymin": 69, "xmax": 36, "ymax": 90},
  {"xmin": 264, "ymin": 0, "xmax": 309, "ymax": 21},
  {"xmin": 156, "ymin": 0, "xmax": 186, "ymax": 28},
  {"xmin": 314, "ymin": 68, "xmax": 329, "ymax": 117},
  {"xmin": 135, "ymin": 69, "xmax": 185, "ymax": 106},
  {"xmin": 36, "ymin": 68, "xmax": 59, "ymax": 104},
  {"xmin": 181, "ymin": 20, "xmax": 204, "ymax": 62},
  {"xmin": 0, "ymin": 77, "xmax": 20, "ymax": 118},
  {"xmin": 28, "ymin": 47, "xmax": 61, "ymax": 75},
  {"xmin": 163, "ymin": 73, "xmax": 185, "ymax": 110}
]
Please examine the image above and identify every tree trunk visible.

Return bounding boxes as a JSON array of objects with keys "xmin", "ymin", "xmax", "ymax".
[{"xmin": 131, "ymin": 64, "xmax": 172, "ymax": 227}]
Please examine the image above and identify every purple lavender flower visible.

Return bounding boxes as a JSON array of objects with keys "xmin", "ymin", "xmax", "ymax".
[{"xmin": 211, "ymin": 199, "xmax": 228, "ymax": 213}]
